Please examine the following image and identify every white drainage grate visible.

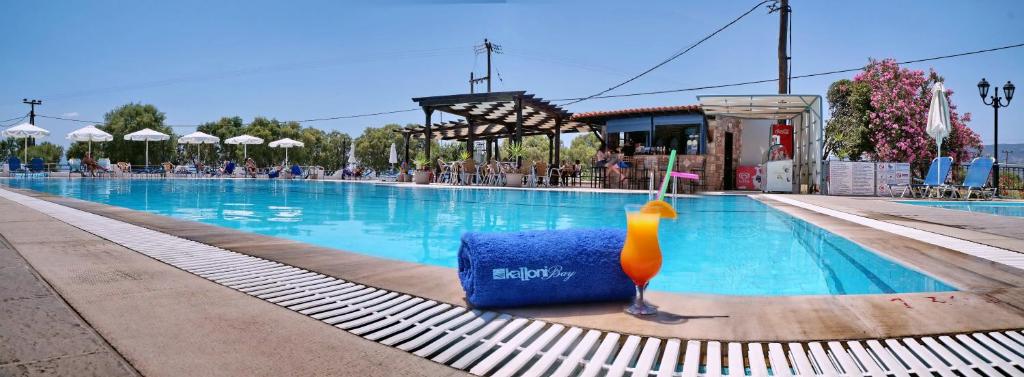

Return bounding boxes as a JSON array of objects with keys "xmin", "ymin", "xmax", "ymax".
[{"xmin": 2, "ymin": 188, "xmax": 1023, "ymax": 377}]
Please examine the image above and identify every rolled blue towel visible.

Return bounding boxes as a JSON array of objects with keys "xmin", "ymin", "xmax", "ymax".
[{"xmin": 458, "ymin": 229, "xmax": 635, "ymax": 308}]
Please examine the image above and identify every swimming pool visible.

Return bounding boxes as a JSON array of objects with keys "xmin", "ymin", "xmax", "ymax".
[
  {"xmin": 898, "ymin": 200, "xmax": 1024, "ymax": 218},
  {"xmin": 1, "ymin": 179, "xmax": 954, "ymax": 296}
]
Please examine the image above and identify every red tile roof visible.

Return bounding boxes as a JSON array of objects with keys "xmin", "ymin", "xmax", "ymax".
[{"xmin": 571, "ymin": 104, "xmax": 702, "ymax": 122}]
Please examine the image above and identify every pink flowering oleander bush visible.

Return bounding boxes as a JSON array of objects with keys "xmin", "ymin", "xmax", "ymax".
[{"xmin": 829, "ymin": 58, "xmax": 982, "ymax": 165}]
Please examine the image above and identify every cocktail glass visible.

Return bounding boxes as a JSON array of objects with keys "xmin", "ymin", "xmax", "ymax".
[{"xmin": 620, "ymin": 204, "xmax": 663, "ymax": 315}]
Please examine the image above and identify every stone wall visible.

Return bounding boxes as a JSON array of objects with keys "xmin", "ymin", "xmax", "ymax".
[{"xmin": 704, "ymin": 117, "xmax": 743, "ymax": 191}]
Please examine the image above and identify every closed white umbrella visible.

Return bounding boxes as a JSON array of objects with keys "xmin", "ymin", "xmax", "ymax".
[
  {"xmin": 268, "ymin": 138, "xmax": 304, "ymax": 164},
  {"xmin": 348, "ymin": 145, "xmax": 358, "ymax": 168},
  {"xmin": 123, "ymin": 128, "xmax": 169, "ymax": 167},
  {"xmin": 926, "ymin": 82, "xmax": 952, "ymax": 185},
  {"xmin": 66, "ymin": 125, "xmax": 112, "ymax": 155},
  {"xmin": 178, "ymin": 131, "xmax": 220, "ymax": 163},
  {"xmin": 388, "ymin": 143, "xmax": 398, "ymax": 169},
  {"xmin": 224, "ymin": 134, "xmax": 264, "ymax": 160},
  {"xmin": 3, "ymin": 123, "xmax": 50, "ymax": 162}
]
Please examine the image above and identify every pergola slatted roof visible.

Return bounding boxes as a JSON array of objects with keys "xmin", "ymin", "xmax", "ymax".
[
  {"xmin": 398, "ymin": 119, "xmax": 592, "ymax": 141},
  {"xmin": 399, "ymin": 90, "xmax": 599, "ymax": 164},
  {"xmin": 398, "ymin": 91, "xmax": 596, "ymax": 141}
]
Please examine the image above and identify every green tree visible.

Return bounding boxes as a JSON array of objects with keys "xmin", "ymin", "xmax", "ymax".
[
  {"xmin": 98, "ymin": 103, "xmax": 175, "ymax": 166},
  {"xmin": 197, "ymin": 116, "xmax": 245, "ymax": 162},
  {"xmin": 21, "ymin": 142, "xmax": 64, "ymax": 164},
  {"xmin": 354, "ymin": 124, "xmax": 405, "ymax": 173},
  {"xmin": 824, "ymin": 79, "xmax": 873, "ymax": 160},
  {"xmin": 563, "ymin": 133, "xmax": 601, "ymax": 167}
]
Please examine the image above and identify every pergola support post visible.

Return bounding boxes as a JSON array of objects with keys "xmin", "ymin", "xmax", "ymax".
[
  {"xmin": 514, "ymin": 95, "xmax": 523, "ymax": 167},
  {"xmin": 403, "ymin": 132, "xmax": 411, "ymax": 166},
  {"xmin": 547, "ymin": 134, "xmax": 554, "ymax": 165},
  {"xmin": 554, "ymin": 116, "xmax": 562, "ymax": 165},
  {"xmin": 423, "ymin": 107, "xmax": 434, "ymax": 161},
  {"xmin": 485, "ymin": 138, "xmax": 492, "ymax": 161},
  {"xmin": 466, "ymin": 118, "xmax": 475, "ymax": 159}
]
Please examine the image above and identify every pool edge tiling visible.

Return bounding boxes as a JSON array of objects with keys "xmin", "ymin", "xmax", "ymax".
[
  {"xmin": 3, "ymin": 185, "xmax": 1024, "ymax": 343},
  {"xmin": 0, "ymin": 178, "xmax": 958, "ymax": 296},
  {"xmin": 2, "ymin": 187, "xmax": 1024, "ymax": 376}
]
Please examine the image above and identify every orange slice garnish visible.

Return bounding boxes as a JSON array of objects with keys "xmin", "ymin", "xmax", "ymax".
[{"xmin": 642, "ymin": 200, "xmax": 678, "ymax": 219}]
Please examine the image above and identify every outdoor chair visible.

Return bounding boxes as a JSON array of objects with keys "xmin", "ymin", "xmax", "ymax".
[
  {"xmin": 29, "ymin": 158, "xmax": 45, "ymax": 173},
  {"xmin": 944, "ymin": 156, "xmax": 996, "ymax": 200},
  {"xmin": 888, "ymin": 157, "xmax": 952, "ymax": 198},
  {"xmin": 7, "ymin": 156, "xmax": 24, "ymax": 176},
  {"xmin": 483, "ymin": 160, "xmax": 503, "ymax": 186},
  {"xmin": 458, "ymin": 160, "xmax": 479, "ymax": 185},
  {"xmin": 116, "ymin": 162, "xmax": 132, "ymax": 178},
  {"xmin": 531, "ymin": 161, "xmax": 550, "ymax": 187},
  {"xmin": 436, "ymin": 158, "xmax": 452, "ymax": 184}
]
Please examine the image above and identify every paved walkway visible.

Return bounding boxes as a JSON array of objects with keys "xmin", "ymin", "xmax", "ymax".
[
  {"xmin": 0, "ymin": 232, "xmax": 138, "ymax": 377},
  {"xmin": 783, "ymin": 195, "xmax": 1024, "ymax": 252},
  {"xmin": 0, "ymin": 196, "xmax": 466, "ymax": 377}
]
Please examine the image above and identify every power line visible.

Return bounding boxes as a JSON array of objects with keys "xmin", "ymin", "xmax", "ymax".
[
  {"xmin": 551, "ymin": 42, "xmax": 1024, "ymax": 103},
  {"xmin": 0, "ymin": 114, "xmax": 28, "ymax": 128},
  {"xmin": 27, "ymin": 41, "xmax": 1024, "ymax": 129},
  {"xmin": 0, "ymin": 114, "xmax": 28, "ymax": 124},
  {"xmin": 562, "ymin": 0, "xmax": 775, "ymax": 106}
]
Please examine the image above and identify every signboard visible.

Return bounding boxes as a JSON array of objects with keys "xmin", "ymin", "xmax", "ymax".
[
  {"xmin": 827, "ymin": 161, "xmax": 876, "ymax": 196},
  {"xmin": 735, "ymin": 165, "xmax": 761, "ymax": 190},
  {"xmin": 875, "ymin": 162, "xmax": 911, "ymax": 197}
]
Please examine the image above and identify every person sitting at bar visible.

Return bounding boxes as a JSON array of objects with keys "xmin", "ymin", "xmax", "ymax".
[
  {"xmin": 623, "ymin": 140, "xmax": 636, "ymax": 157},
  {"xmin": 595, "ymin": 147, "xmax": 608, "ymax": 167},
  {"xmin": 606, "ymin": 148, "xmax": 627, "ymax": 185}
]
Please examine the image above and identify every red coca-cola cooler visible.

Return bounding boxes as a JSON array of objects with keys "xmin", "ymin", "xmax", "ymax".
[{"xmin": 770, "ymin": 123, "xmax": 793, "ymax": 160}]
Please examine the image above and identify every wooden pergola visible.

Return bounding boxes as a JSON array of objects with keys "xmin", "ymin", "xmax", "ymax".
[{"xmin": 396, "ymin": 91, "xmax": 600, "ymax": 165}]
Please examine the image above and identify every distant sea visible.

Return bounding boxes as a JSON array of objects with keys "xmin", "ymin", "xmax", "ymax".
[{"xmin": 982, "ymin": 143, "xmax": 1024, "ymax": 165}]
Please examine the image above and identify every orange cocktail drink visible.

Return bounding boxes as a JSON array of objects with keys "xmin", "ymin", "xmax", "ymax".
[{"xmin": 620, "ymin": 204, "xmax": 662, "ymax": 315}]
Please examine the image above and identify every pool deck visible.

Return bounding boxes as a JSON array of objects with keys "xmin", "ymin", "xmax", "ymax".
[
  {"xmin": 2, "ymin": 183, "xmax": 1022, "ymax": 346},
  {"xmin": 0, "ymin": 190, "xmax": 468, "ymax": 376}
]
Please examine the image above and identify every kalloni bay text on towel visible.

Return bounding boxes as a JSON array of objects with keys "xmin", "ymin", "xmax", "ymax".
[{"xmin": 491, "ymin": 265, "xmax": 576, "ymax": 282}]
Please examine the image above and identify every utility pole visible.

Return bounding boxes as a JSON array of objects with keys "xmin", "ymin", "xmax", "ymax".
[
  {"xmin": 469, "ymin": 38, "xmax": 501, "ymax": 93},
  {"xmin": 22, "ymin": 99, "xmax": 42, "ymax": 148},
  {"xmin": 773, "ymin": 0, "xmax": 790, "ymax": 94},
  {"xmin": 22, "ymin": 99, "xmax": 41, "ymax": 125}
]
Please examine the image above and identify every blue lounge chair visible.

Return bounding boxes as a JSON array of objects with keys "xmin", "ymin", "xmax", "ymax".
[
  {"xmin": 223, "ymin": 161, "xmax": 236, "ymax": 176},
  {"xmin": 289, "ymin": 164, "xmax": 302, "ymax": 179},
  {"xmin": 888, "ymin": 157, "xmax": 953, "ymax": 198},
  {"xmin": 28, "ymin": 158, "xmax": 45, "ymax": 174},
  {"xmin": 944, "ymin": 157, "xmax": 996, "ymax": 200},
  {"xmin": 7, "ymin": 156, "xmax": 24, "ymax": 176}
]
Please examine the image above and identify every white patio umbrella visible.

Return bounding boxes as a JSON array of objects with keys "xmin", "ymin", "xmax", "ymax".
[
  {"xmin": 177, "ymin": 131, "xmax": 220, "ymax": 163},
  {"xmin": 388, "ymin": 143, "xmax": 398, "ymax": 170},
  {"xmin": 3, "ymin": 123, "xmax": 50, "ymax": 162},
  {"xmin": 66, "ymin": 125, "xmax": 112, "ymax": 155},
  {"xmin": 123, "ymin": 128, "xmax": 169, "ymax": 167},
  {"xmin": 348, "ymin": 146, "xmax": 358, "ymax": 168},
  {"xmin": 926, "ymin": 82, "xmax": 952, "ymax": 186},
  {"xmin": 224, "ymin": 134, "xmax": 264, "ymax": 160},
  {"xmin": 268, "ymin": 138, "xmax": 304, "ymax": 164}
]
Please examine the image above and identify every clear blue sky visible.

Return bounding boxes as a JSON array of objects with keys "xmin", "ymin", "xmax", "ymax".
[{"xmin": 2, "ymin": 0, "xmax": 1022, "ymax": 151}]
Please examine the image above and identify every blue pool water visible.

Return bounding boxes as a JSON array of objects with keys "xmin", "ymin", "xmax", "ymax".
[
  {"xmin": 898, "ymin": 200, "xmax": 1024, "ymax": 218},
  {"xmin": 1, "ymin": 179, "xmax": 955, "ymax": 296}
]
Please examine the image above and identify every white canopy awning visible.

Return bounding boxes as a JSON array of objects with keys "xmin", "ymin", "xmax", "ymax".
[
  {"xmin": 698, "ymin": 95, "xmax": 821, "ymax": 120},
  {"xmin": 698, "ymin": 94, "xmax": 824, "ymax": 194}
]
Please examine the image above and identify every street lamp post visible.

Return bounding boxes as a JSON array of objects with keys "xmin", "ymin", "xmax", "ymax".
[{"xmin": 978, "ymin": 78, "xmax": 1015, "ymax": 195}]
